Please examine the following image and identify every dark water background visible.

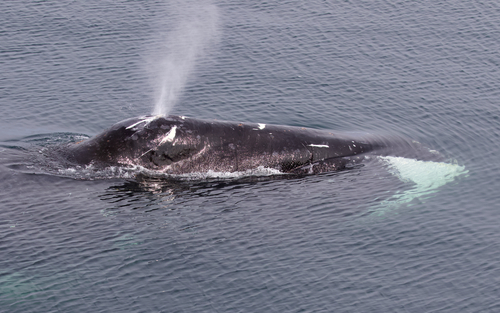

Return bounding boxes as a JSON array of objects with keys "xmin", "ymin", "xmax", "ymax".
[{"xmin": 1, "ymin": 1, "xmax": 499, "ymax": 312}]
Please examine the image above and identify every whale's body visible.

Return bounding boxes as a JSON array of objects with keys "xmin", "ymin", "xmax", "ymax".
[{"xmin": 64, "ymin": 115, "xmax": 435, "ymax": 175}]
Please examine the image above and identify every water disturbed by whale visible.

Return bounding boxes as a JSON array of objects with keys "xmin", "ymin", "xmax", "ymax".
[{"xmin": 62, "ymin": 115, "xmax": 441, "ymax": 177}]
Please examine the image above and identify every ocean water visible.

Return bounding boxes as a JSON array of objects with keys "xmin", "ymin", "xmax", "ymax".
[{"xmin": 1, "ymin": 1, "xmax": 499, "ymax": 312}]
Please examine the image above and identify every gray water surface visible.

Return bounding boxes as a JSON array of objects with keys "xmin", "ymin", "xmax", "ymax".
[{"xmin": 1, "ymin": 1, "xmax": 499, "ymax": 312}]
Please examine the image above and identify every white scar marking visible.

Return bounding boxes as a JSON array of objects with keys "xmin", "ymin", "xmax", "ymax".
[
  {"xmin": 253, "ymin": 123, "xmax": 266, "ymax": 130},
  {"xmin": 139, "ymin": 149, "xmax": 153, "ymax": 158},
  {"xmin": 308, "ymin": 144, "xmax": 329, "ymax": 148},
  {"xmin": 126, "ymin": 115, "xmax": 161, "ymax": 129},
  {"xmin": 160, "ymin": 125, "xmax": 177, "ymax": 144},
  {"xmin": 180, "ymin": 116, "xmax": 187, "ymax": 120}
]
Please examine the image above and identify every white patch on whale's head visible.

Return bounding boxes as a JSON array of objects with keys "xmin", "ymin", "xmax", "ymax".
[
  {"xmin": 126, "ymin": 115, "xmax": 162, "ymax": 130},
  {"xmin": 159, "ymin": 125, "xmax": 177, "ymax": 145}
]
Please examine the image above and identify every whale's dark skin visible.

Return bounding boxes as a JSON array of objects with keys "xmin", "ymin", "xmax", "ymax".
[{"xmin": 63, "ymin": 115, "xmax": 435, "ymax": 175}]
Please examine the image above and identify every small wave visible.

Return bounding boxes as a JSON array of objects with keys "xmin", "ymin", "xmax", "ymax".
[
  {"xmin": 56, "ymin": 164, "xmax": 139, "ymax": 180},
  {"xmin": 55, "ymin": 164, "xmax": 285, "ymax": 181},
  {"xmin": 167, "ymin": 166, "xmax": 285, "ymax": 180}
]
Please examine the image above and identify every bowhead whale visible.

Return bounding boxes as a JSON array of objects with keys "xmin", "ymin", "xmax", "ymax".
[{"xmin": 64, "ymin": 115, "xmax": 437, "ymax": 175}]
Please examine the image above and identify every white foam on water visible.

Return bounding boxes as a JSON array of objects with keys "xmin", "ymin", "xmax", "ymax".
[
  {"xmin": 57, "ymin": 164, "xmax": 139, "ymax": 180},
  {"xmin": 56, "ymin": 162, "xmax": 284, "ymax": 181},
  {"xmin": 165, "ymin": 166, "xmax": 284, "ymax": 180},
  {"xmin": 369, "ymin": 156, "xmax": 468, "ymax": 216}
]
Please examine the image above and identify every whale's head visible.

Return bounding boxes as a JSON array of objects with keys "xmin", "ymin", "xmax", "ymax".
[{"xmin": 65, "ymin": 115, "xmax": 203, "ymax": 169}]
